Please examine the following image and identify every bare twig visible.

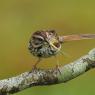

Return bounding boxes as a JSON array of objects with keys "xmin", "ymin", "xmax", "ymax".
[{"xmin": 0, "ymin": 48, "xmax": 95, "ymax": 95}]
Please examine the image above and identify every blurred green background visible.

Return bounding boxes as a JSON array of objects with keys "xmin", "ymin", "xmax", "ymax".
[{"xmin": 0, "ymin": 0, "xmax": 95, "ymax": 95}]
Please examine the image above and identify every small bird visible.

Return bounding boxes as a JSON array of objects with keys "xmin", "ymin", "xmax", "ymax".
[{"xmin": 28, "ymin": 30, "xmax": 95, "ymax": 69}]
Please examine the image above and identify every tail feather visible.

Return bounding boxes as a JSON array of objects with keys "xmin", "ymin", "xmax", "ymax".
[{"xmin": 60, "ymin": 34, "xmax": 95, "ymax": 42}]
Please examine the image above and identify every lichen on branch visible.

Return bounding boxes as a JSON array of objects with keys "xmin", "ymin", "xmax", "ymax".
[{"xmin": 0, "ymin": 48, "xmax": 95, "ymax": 95}]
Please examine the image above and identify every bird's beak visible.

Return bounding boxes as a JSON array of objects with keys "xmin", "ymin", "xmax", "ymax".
[
  {"xmin": 46, "ymin": 38, "xmax": 61, "ymax": 51},
  {"xmin": 49, "ymin": 42, "xmax": 58, "ymax": 50}
]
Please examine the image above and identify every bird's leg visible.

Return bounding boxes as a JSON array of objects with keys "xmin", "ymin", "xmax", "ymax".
[
  {"xmin": 54, "ymin": 56, "xmax": 61, "ymax": 75},
  {"xmin": 32, "ymin": 57, "xmax": 41, "ymax": 70},
  {"xmin": 59, "ymin": 48, "xmax": 70, "ymax": 57}
]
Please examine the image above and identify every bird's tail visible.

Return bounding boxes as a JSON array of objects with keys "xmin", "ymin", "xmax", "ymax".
[{"xmin": 59, "ymin": 34, "xmax": 95, "ymax": 42}]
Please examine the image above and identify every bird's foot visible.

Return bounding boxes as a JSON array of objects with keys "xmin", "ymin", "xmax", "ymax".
[{"xmin": 55, "ymin": 65, "xmax": 62, "ymax": 75}]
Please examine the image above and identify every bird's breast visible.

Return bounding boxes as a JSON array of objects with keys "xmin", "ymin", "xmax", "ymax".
[{"xmin": 29, "ymin": 41, "xmax": 61, "ymax": 58}]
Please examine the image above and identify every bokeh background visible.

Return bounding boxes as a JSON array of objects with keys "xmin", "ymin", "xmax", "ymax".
[{"xmin": 0, "ymin": 0, "xmax": 95, "ymax": 95}]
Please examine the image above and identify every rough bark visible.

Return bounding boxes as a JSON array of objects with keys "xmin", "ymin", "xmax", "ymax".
[{"xmin": 0, "ymin": 48, "xmax": 95, "ymax": 95}]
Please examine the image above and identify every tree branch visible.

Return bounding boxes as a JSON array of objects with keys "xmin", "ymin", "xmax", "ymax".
[{"xmin": 0, "ymin": 48, "xmax": 95, "ymax": 95}]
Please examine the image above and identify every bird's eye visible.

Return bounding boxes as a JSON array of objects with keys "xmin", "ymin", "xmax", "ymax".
[
  {"xmin": 32, "ymin": 35, "xmax": 44, "ymax": 41},
  {"xmin": 37, "ymin": 38, "xmax": 44, "ymax": 41},
  {"xmin": 34, "ymin": 38, "xmax": 44, "ymax": 44}
]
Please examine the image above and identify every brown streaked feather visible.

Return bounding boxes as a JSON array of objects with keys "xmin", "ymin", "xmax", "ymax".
[
  {"xmin": 31, "ymin": 43, "xmax": 42, "ymax": 48},
  {"xmin": 32, "ymin": 35, "xmax": 44, "ymax": 40},
  {"xmin": 62, "ymin": 34, "xmax": 95, "ymax": 42}
]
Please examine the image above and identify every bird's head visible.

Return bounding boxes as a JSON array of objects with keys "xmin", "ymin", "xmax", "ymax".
[{"xmin": 31, "ymin": 30, "xmax": 61, "ymax": 50}]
